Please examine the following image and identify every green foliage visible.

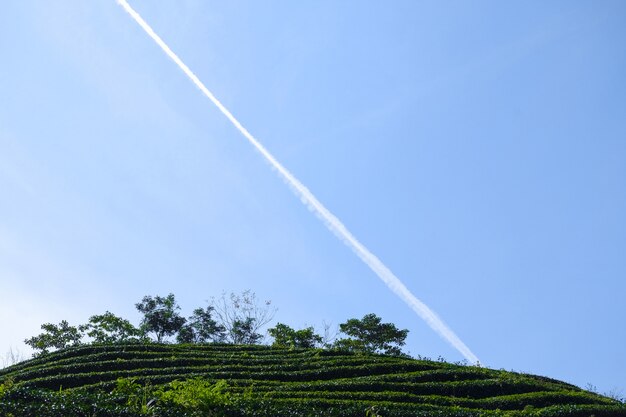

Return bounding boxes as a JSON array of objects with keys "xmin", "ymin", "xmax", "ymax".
[
  {"xmin": 157, "ymin": 378, "xmax": 232, "ymax": 416},
  {"xmin": 334, "ymin": 313, "xmax": 409, "ymax": 356},
  {"xmin": 1, "ymin": 344, "xmax": 626, "ymax": 417},
  {"xmin": 10, "ymin": 293, "xmax": 626, "ymax": 417},
  {"xmin": 177, "ymin": 306, "xmax": 226, "ymax": 344},
  {"xmin": 136, "ymin": 293, "xmax": 186, "ymax": 343},
  {"xmin": 231, "ymin": 317, "xmax": 263, "ymax": 344},
  {"xmin": 23, "ymin": 320, "xmax": 83, "ymax": 356},
  {"xmin": 269, "ymin": 323, "xmax": 323, "ymax": 349},
  {"xmin": 0, "ymin": 376, "xmax": 14, "ymax": 398},
  {"xmin": 113, "ymin": 377, "xmax": 156, "ymax": 414},
  {"xmin": 79, "ymin": 311, "xmax": 146, "ymax": 344}
]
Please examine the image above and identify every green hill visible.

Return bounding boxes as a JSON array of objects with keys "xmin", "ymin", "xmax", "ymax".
[{"xmin": 0, "ymin": 343, "xmax": 624, "ymax": 416}]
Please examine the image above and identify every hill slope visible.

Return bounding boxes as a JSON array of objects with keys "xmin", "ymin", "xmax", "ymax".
[{"xmin": 1, "ymin": 344, "xmax": 624, "ymax": 416}]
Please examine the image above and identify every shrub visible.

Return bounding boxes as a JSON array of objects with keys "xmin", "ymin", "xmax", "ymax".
[{"xmin": 157, "ymin": 378, "xmax": 232, "ymax": 416}]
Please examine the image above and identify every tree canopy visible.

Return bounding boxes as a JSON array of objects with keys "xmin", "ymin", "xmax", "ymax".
[
  {"xmin": 177, "ymin": 306, "xmax": 226, "ymax": 344},
  {"xmin": 135, "ymin": 293, "xmax": 186, "ymax": 343},
  {"xmin": 268, "ymin": 323, "xmax": 322, "ymax": 349},
  {"xmin": 334, "ymin": 313, "xmax": 409, "ymax": 356},
  {"xmin": 23, "ymin": 291, "xmax": 411, "ymax": 360},
  {"xmin": 24, "ymin": 320, "xmax": 83, "ymax": 355},
  {"xmin": 79, "ymin": 311, "xmax": 144, "ymax": 344}
]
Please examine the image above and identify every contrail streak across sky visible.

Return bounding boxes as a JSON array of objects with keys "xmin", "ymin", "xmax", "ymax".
[{"xmin": 117, "ymin": 0, "xmax": 479, "ymax": 364}]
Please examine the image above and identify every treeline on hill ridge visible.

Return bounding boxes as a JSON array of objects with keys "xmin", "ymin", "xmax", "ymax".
[
  {"xmin": 23, "ymin": 290, "xmax": 410, "ymax": 358},
  {"xmin": 2, "ymin": 291, "xmax": 625, "ymax": 417}
]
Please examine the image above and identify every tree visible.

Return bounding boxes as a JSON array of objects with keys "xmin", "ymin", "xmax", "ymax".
[
  {"xmin": 334, "ymin": 313, "xmax": 409, "ymax": 356},
  {"xmin": 24, "ymin": 320, "xmax": 83, "ymax": 356},
  {"xmin": 210, "ymin": 290, "xmax": 276, "ymax": 345},
  {"xmin": 177, "ymin": 306, "xmax": 226, "ymax": 344},
  {"xmin": 135, "ymin": 294, "xmax": 186, "ymax": 343},
  {"xmin": 231, "ymin": 318, "xmax": 263, "ymax": 345},
  {"xmin": 79, "ymin": 311, "xmax": 145, "ymax": 344},
  {"xmin": 268, "ymin": 323, "xmax": 322, "ymax": 349}
]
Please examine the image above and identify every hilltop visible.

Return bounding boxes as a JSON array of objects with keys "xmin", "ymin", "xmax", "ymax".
[{"xmin": 1, "ymin": 343, "xmax": 624, "ymax": 416}]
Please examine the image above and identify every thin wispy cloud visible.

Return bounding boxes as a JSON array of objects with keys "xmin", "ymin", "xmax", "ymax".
[{"xmin": 117, "ymin": 0, "xmax": 479, "ymax": 364}]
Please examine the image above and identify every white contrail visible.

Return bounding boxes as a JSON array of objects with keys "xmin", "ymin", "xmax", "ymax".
[{"xmin": 116, "ymin": 0, "xmax": 479, "ymax": 364}]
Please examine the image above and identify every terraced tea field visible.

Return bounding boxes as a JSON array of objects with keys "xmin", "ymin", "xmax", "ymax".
[{"xmin": 1, "ymin": 343, "xmax": 624, "ymax": 416}]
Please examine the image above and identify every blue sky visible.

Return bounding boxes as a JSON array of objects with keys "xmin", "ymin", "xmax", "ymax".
[{"xmin": 1, "ymin": 0, "xmax": 625, "ymax": 395}]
